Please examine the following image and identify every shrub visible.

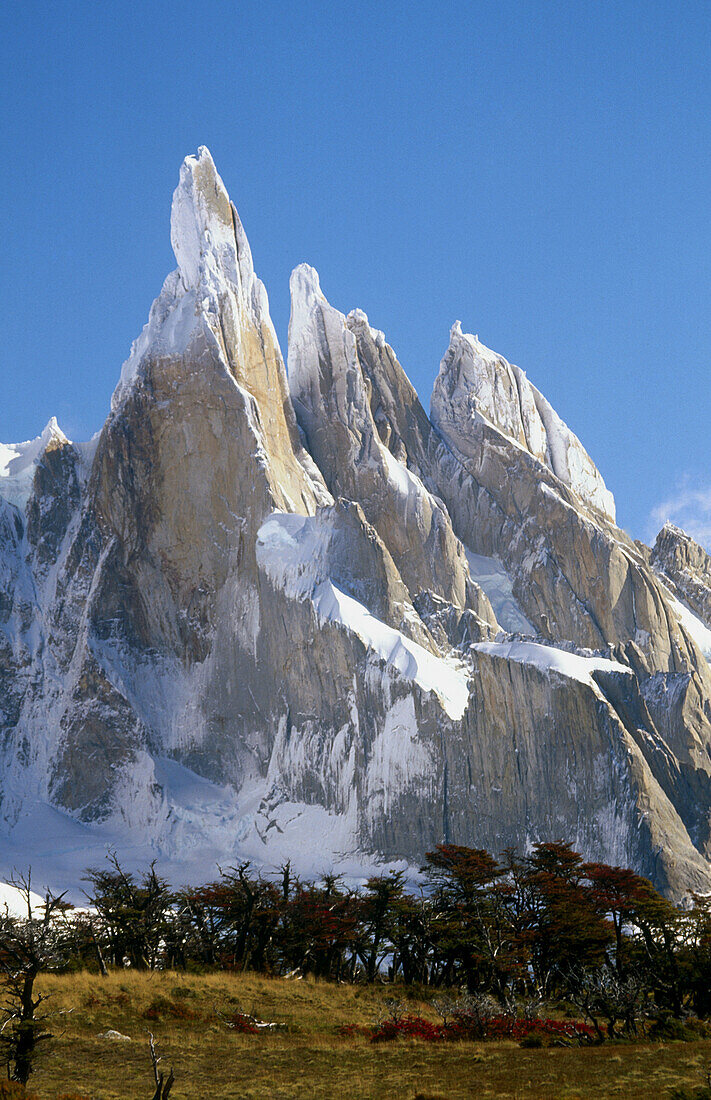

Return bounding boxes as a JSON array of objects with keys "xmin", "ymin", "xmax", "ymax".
[
  {"xmin": 520, "ymin": 1034, "xmax": 544, "ymax": 1048},
  {"xmin": 336, "ymin": 1024, "xmax": 361, "ymax": 1038},
  {"xmin": 367, "ymin": 1012, "xmax": 594, "ymax": 1045},
  {"xmin": 144, "ymin": 996, "xmax": 198, "ymax": 1021},
  {"xmin": 649, "ymin": 1014, "xmax": 711, "ymax": 1042},
  {"xmin": 446, "ymin": 1015, "xmax": 594, "ymax": 1044},
  {"xmin": 371, "ymin": 1015, "xmax": 443, "ymax": 1043},
  {"xmin": 222, "ymin": 1011, "xmax": 259, "ymax": 1034}
]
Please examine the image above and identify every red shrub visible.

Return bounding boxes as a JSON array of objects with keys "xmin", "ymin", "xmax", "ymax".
[
  {"xmin": 337, "ymin": 1023, "xmax": 361, "ymax": 1037},
  {"xmin": 371, "ymin": 1015, "xmax": 444, "ymax": 1043},
  {"xmin": 367, "ymin": 1013, "xmax": 595, "ymax": 1045},
  {"xmin": 225, "ymin": 1012, "xmax": 259, "ymax": 1034},
  {"xmin": 446, "ymin": 1015, "xmax": 594, "ymax": 1043}
]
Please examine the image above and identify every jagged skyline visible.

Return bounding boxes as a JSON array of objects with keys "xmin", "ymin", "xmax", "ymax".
[
  {"xmin": 2, "ymin": 145, "xmax": 711, "ymax": 901},
  {"xmin": 2, "ymin": 2, "xmax": 711, "ymax": 548}
]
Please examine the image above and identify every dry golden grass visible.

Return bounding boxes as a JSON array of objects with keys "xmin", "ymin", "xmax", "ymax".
[{"xmin": 16, "ymin": 969, "xmax": 711, "ymax": 1099}]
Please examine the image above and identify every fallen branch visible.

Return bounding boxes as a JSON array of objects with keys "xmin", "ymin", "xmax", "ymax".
[{"xmin": 215, "ymin": 1006, "xmax": 285, "ymax": 1032}]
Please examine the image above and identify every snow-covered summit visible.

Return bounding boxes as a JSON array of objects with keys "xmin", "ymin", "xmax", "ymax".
[
  {"xmin": 651, "ymin": 521, "xmax": 711, "ymax": 648},
  {"xmin": 658, "ymin": 521, "xmax": 693, "ymax": 544},
  {"xmin": 431, "ymin": 322, "xmax": 616, "ymax": 522},
  {"xmin": 346, "ymin": 308, "xmax": 387, "ymax": 348},
  {"xmin": 288, "ymin": 263, "xmax": 373, "ymax": 437},
  {"xmin": 112, "ymin": 146, "xmax": 278, "ymax": 411},
  {"xmin": 288, "ymin": 263, "xmax": 327, "ymax": 349},
  {"xmin": 170, "ymin": 145, "xmax": 258, "ymax": 303},
  {"xmin": 288, "ymin": 269, "xmax": 387, "ymax": 365},
  {"xmin": 5, "ymin": 146, "xmax": 711, "ymax": 903},
  {"xmin": 0, "ymin": 417, "xmax": 70, "ymax": 510}
]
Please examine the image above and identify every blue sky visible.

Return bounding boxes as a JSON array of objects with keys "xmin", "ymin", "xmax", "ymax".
[{"xmin": 2, "ymin": 0, "xmax": 710, "ymax": 546}]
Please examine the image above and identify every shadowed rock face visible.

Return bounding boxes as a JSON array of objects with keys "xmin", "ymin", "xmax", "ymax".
[
  {"xmin": 287, "ymin": 265, "xmax": 496, "ymax": 642},
  {"xmin": 2, "ymin": 147, "xmax": 711, "ymax": 899}
]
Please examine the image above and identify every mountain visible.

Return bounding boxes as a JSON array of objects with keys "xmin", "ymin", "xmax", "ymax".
[
  {"xmin": 651, "ymin": 523, "xmax": 711, "ymax": 658},
  {"xmin": 2, "ymin": 147, "xmax": 711, "ymax": 899}
]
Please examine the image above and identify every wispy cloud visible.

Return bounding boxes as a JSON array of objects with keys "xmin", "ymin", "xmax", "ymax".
[{"xmin": 648, "ymin": 479, "xmax": 711, "ymax": 551}]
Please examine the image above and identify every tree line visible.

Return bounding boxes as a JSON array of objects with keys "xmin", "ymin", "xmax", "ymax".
[{"xmin": 4, "ymin": 841, "xmax": 711, "ymax": 1081}]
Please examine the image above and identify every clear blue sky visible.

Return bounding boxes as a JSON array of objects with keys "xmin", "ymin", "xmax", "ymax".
[{"xmin": 2, "ymin": 0, "xmax": 711, "ymax": 546}]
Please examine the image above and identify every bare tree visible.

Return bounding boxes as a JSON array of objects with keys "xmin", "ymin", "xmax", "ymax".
[
  {"xmin": 83, "ymin": 852, "xmax": 172, "ymax": 970},
  {"xmin": 0, "ymin": 870, "xmax": 69, "ymax": 1084},
  {"xmin": 565, "ymin": 965, "xmax": 647, "ymax": 1040},
  {"xmin": 148, "ymin": 1033, "xmax": 174, "ymax": 1099}
]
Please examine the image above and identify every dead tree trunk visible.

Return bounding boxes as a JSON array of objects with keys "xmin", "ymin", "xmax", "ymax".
[{"xmin": 148, "ymin": 1033, "xmax": 174, "ymax": 1099}]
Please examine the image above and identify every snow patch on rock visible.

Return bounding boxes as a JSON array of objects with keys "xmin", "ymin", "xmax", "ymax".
[
  {"xmin": 432, "ymin": 323, "xmax": 616, "ymax": 521},
  {"xmin": 0, "ymin": 765, "xmax": 399, "ymax": 902},
  {"xmin": 472, "ymin": 639, "xmax": 633, "ymax": 688},
  {"xmin": 365, "ymin": 696, "xmax": 434, "ymax": 814},
  {"xmin": 464, "ymin": 549, "xmax": 534, "ymax": 634},
  {"xmin": 0, "ymin": 418, "xmax": 69, "ymax": 510},
  {"xmin": 257, "ymin": 512, "xmax": 470, "ymax": 719},
  {"xmin": 667, "ymin": 595, "xmax": 711, "ymax": 663}
]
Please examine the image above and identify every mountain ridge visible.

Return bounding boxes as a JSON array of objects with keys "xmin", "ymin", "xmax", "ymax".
[{"xmin": 2, "ymin": 147, "xmax": 711, "ymax": 900}]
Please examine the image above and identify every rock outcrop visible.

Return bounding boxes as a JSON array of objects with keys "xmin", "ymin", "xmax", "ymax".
[
  {"xmin": 2, "ymin": 147, "xmax": 711, "ymax": 899},
  {"xmin": 652, "ymin": 522, "xmax": 711, "ymax": 632},
  {"xmin": 433, "ymin": 323, "xmax": 616, "ymax": 521},
  {"xmin": 288, "ymin": 265, "xmax": 496, "ymax": 643}
]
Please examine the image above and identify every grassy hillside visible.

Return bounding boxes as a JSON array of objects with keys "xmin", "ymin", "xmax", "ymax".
[{"xmin": 12, "ymin": 970, "xmax": 711, "ymax": 1099}]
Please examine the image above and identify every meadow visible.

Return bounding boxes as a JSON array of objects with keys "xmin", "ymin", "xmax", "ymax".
[{"xmin": 15, "ymin": 970, "xmax": 711, "ymax": 1100}]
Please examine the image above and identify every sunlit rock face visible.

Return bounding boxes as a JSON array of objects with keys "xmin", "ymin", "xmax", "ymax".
[
  {"xmin": 652, "ymin": 523, "xmax": 711, "ymax": 633},
  {"xmin": 287, "ymin": 264, "xmax": 496, "ymax": 642},
  {"xmin": 2, "ymin": 147, "xmax": 711, "ymax": 900}
]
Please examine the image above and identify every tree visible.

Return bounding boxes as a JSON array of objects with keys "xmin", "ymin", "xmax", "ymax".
[
  {"xmin": 682, "ymin": 894, "xmax": 711, "ymax": 1018},
  {"xmin": 83, "ymin": 853, "xmax": 172, "ymax": 970},
  {"xmin": 621, "ymin": 876, "xmax": 684, "ymax": 1017},
  {"xmin": 0, "ymin": 871, "xmax": 69, "ymax": 1084},
  {"xmin": 583, "ymin": 862, "xmax": 655, "ymax": 976},
  {"xmin": 424, "ymin": 845, "xmax": 516, "ymax": 997},
  {"xmin": 279, "ymin": 877, "xmax": 358, "ymax": 980},
  {"xmin": 389, "ymin": 889, "xmax": 434, "ymax": 986},
  {"xmin": 180, "ymin": 863, "xmax": 281, "ymax": 973},
  {"xmin": 357, "ymin": 872, "xmax": 405, "ymax": 982},
  {"xmin": 519, "ymin": 842, "xmax": 614, "ymax": 998}
]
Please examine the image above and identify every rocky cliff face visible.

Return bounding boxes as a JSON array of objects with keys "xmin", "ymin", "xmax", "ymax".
[
  {"xmin": 652, "ymin": 523, "xmax": 711, "ymax": 634},
  {"xmin": 2, "ymin": 147, "xmax": 711, "ymax": 899}
]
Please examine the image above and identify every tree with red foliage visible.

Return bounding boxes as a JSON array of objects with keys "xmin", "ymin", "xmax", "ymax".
[
  {"xmin": 424, "ymin": 845, "xmax": 518, "ymax": 997},
  {"xmin": 389, "ymin": 889, "xmax": 435, "ymax": 985},
  {"xmin": 177, "ymin": 863, "xmax": 280, "ymax": 972},
  {"xmin": 619, "ymin": 874, "xmax": 684, "ymax": 1017},
  {"xmin": 583, "ymin": 862, "xmax": 655, "ymax": 976},
  {"xmin": 517, "ymin": 843, "xmax": 614, "ymax": 998},
  {"xmin": 280, "ymin": 877, "xmax": 359, "ymax": 980}
]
